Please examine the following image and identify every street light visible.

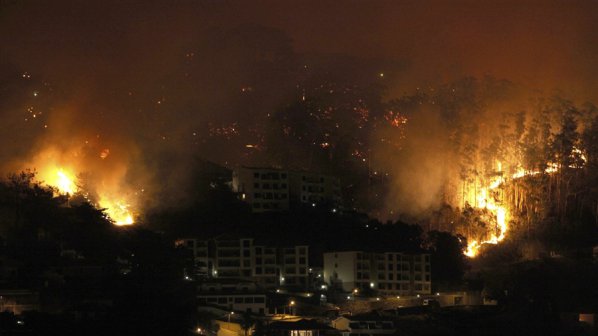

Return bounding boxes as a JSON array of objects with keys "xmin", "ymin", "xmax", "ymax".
[
  {"xmin": 228, "ymin": 311, "xmax": 235, "ymax": 322},
  {"xmin": 289, "ymin": 300, "xmax": 295, "ymax": 315}
]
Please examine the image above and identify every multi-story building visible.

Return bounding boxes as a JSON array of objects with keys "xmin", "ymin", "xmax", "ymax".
[
  {"xmin": 323, "ymin": 251, "xmax": 431, "ymax": 296},
  {"xmin": 232, "ymin": 167, "xmax": 290, "ymax": 212},
  {"xmin": 288, "ymin": 171, "xmax": 341, "ymax": 206},
  {"xmin": 279, "ymin": 246, "xmax": 309, "ymax": 289},
  {"xmin": 179, "ymin": 238, "xmax": 211, "ymax": 277},
  {"xmin": 231, "ymin": 167, "xmax": 341, "ymax": 212},
  {"xmin": 176, "ymin": 237, "xmax": 309, "ymax": 290},
  {"xmin": 214, "ymin": 238, "xmax": 254, "ymax": 278}
]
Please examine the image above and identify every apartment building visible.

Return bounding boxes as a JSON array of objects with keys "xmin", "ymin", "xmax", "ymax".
[
  {"xmin": 231, "ymin": 167, "xmax": 341, "ymax": 212},
  {"xmin": 323, "ymin": 251, "xmax": 431, "ymax": 296},
  {"xmin": 279, "ymin": 246, "xmax": 309, "ymax": 289},
  {"xmin": 176, "ymin": 237, "xmax": 309, "ymax": 290},
  {"xmin": 232, "ymin": 167, "xmax": 290, "ymax": 212},
  {"xmin": 288, "ymin": 171, "xmax": 341, "ymax": 206}
]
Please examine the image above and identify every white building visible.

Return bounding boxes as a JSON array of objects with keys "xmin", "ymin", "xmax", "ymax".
[
  {"xmin": 231, "ymin": 167, "xmax": 341, "ymax": 212},
  {"xmin": 323, "ymin": 251, "xmax": 431, "ymax": 296},
  {"xmin": 176, "ymin": 237, "xmax": 309, "ymax": 290},
  {"xmin": 288, "ymin": 171, "xmax": 341, "ymax": 206},
  {"xmin": 232, "ymin": 167, "xmax": 290, "ymax": 212}
]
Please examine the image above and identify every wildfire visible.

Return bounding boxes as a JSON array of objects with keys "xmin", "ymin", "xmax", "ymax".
[
  {"xmin": 464, "ymin": 151, "xmax": 586, "ymax": 257},
  {"xmin": 42, "ymin": 168, "xmax": 78, "ymax": 195},
  {"xmin": 464, "ymin": 166, "xmax": 508, "ymax": 258},
  {"xmin": 40, "ymin": 166, "xmax": 135, "ymax": 226},
  {"xmin": 97, "ymin": 197, "xmax": 135, "ymax": 226}
]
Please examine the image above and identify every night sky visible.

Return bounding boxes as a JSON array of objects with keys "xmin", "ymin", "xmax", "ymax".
[{"xmin": 1, "ymin": 0, "xmax": 597, "ymax": 217}]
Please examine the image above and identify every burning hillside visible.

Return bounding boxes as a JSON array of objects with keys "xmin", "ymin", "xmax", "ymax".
[{"xmin": 17, "ymin": 146, "xmax": 140, "ymax": 226}]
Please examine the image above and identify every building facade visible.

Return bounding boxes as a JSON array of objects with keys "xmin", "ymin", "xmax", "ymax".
[
  {"xmin": 176, "ymin": 237, "xmax": 309, "ymax": 290},
  {"xmin": 231, "ymin": 167, "xmax": 341, "ymax": 212},
  {"xmin": 232, "ymin": 167, "xmax": 290, "ymax": 212},
  {"xmin": 323, "ymin": 251, "xmax": 431, "ymax": 296}
]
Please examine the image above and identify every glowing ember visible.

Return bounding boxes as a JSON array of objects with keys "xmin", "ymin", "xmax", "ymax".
[{"xmin": 99, "ymin": 198, "xmax": 135, "ymax": 226}]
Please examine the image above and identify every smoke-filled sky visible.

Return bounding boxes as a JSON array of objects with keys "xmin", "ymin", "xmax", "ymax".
[
  {"xmin": 4, "ymin": 1, "xmax": 598, "ymax": 92},
  {"xmin": 1, "ymin": 0, "xmax": 597, "ymax": 217}
]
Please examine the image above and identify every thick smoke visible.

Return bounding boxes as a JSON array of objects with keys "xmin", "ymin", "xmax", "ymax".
[{"xmin": 0, "ymin": 1, "xmax": 597, "ymax": 218}]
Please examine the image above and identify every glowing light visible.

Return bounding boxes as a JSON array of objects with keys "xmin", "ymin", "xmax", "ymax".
[
  {"xmin": 463, "ymin": 154, "xmax": 581, "ymax": 257},
  {"xmin": 54, "ymin": 169, "xmax": 77, "ymax": 195},
  {"xmin": 38, "ymin": 163, "xmax": 135, "ymax": 226},
  {"xmin": 99, "ymin": 198, "xmax": 134, "ymax": 226}
]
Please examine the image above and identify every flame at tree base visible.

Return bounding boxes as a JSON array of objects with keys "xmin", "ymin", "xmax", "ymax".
[
  {"xmin": 40, "ymin": 166, "xmax": 136, "ymax": 226},
  {"xmin": 461, "ymin": 161, "xmax": 573, "ymax": 258},
  {"xmin": 98, "ymin": 197, "xmax": 135, "ymax": 226}
]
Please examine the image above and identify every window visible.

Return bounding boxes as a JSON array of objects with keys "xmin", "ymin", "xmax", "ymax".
[
  {"xmin": 282, "ymin": 183, "xmax": 287, "ymax": 188},
  {"xmin": 299, "ymin": 257, "xmax": 306, "ymax": 264},
  {"xmin": 254, "ymin": 297, "xmax": 265, "ymax": 303},
  {"xmin": 388, "ymin": 274, "xmax": 393, "ymax": 280},
  {"xmin": 254, "ymin": 183, "xmax": 260, "ymax": 188},
  {"xmin": 235, "ymin": 297, "xmax": 243, "ymax": 303},
  {"xmin": 254, "ymin": 193, "xmax": 261, "ymax": 198},
  {"xmin": 254, "ymin": 172, "xmax": 259, "ymax": 178},
  {"xmin": 255, "ymin": 267, "xmax": 262, "ymax": 274},
  {"xmin": 244, "ymin": 297, "xmax": 254, "ymax": 303},
  {"xmin": 218, "ymin": 298, "xmax": 227, "ymax": 304},
  {"xmin": 281, "ymin": 173, "xmax": 287, "ymax": 179}
]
